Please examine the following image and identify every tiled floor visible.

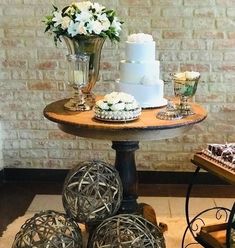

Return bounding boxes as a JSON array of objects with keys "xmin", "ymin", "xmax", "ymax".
[
  {"xmin": 2, "ymin": 195, "xmax": 233, "ymax": 248},
  {"xmin": 26, "ymin": 195, "xmax": 234, "ymax": 247},
  {"xmin": 28, "ymin": 194, "xmax": 234, "ymax": 218}
]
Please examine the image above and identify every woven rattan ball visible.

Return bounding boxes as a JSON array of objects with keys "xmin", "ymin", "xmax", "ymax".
[
  {"xmin": 12, "ymin": 210, "xmax": 83, "ymax": 248},
  {"xmin": 88, "ymin": 214, "xmax": 166, "ymax": 248},
  {"xmin": 62, "ymin": 160, "xmax": 123, "ymax": 224}
]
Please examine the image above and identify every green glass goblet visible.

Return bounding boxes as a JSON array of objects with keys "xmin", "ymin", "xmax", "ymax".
[{"xmin": 173, "ymin": 75, "xmax": 200, "ymax": 116}]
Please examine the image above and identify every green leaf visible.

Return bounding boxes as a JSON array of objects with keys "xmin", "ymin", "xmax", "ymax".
[
  {"xmin": 44, "ymin": 26, "xmax": 51, "ymax": 33},
  {"xmin": 62, "ymin": 6, "xmax": 70, "ymax": 14},
  {"xmin": 52, "ymin": 5, "xmax": 58, "ymax": 11}
]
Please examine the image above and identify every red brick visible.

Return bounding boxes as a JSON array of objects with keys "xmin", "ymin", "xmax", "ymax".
[
  {"xmin": 180, "ymin": 64, "xmax": 210, "ymax": 72},
  {"xmin": 228, "ymin": 32, "xmax": 235, "ymax": 38},
  {"xmin": 214, "ymin": 63, "xmax": 235, "ymax": 72},
  {"xmin": 1, "ymin": 59, "xmax": 26, "ymax": 69},
  {"xmin": 100, "ymin": 62, "xmax": 113, "ymax": 70},
  {"xmin": 194, "ymin": 8, "xmax": 224, "ymax": 17},
  {"xmin": 185, "ymin": 0, "xmax": 215, "ymax": 5},
  {"xmin": 27, "ymin": 81, "xmax": 57, "ymax": 90},
  {"xmin": 163, "ymin": 31, "xmax": 192, "ymax": 39},
  {"xmin": 193, "ymin": 31, "xmax": 224, "ymax": 39},
  {"xmin": 35, "ymin": 61, "xmax": 58, "ymax": 70},
  {"xmin": 48, "ymin": 131, "xmax": 76, "ymax": 140}
]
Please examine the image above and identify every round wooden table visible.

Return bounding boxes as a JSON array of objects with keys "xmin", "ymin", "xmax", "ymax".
[{"xmin": 44, "ymin": 98, "xmax": 207, "ymax": 218}]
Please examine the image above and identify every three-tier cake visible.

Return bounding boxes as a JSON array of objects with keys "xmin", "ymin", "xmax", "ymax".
[{"xmin": 116, "ymin": 33, "xmax": 167, "ymax": 108}]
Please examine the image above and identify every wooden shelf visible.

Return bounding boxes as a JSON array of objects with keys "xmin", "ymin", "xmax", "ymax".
[
  {"xmin": 197, "ymin": 223, "xmax": 227, "ymax": 248},
  {"xmin": 192, "ymin": 152, "xmax": 235, "ymax": 185}
]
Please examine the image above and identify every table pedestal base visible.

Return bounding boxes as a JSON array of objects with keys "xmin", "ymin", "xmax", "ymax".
[
  {"xmin": 111, "ymin": 141, "xmax": 161, "ymax": 227},
  {"xmin": 112, "ymin": 141, "xmax": 139, "ymax": 214}
]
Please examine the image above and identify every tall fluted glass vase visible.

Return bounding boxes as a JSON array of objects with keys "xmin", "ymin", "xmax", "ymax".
[{"xmin": 63, "ymin": 36, "xmax": 106, "ymax": 109}]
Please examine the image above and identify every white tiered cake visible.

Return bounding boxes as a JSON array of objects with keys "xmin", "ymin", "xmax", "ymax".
[{"xmin": 117, "ymin": 33, "xmax": 167, "ymax": 108}]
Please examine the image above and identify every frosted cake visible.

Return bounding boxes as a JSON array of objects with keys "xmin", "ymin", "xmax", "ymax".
[
  {"xmin": 94, "ymin": 92, "xmax": 141, "ymax": 121},
  {"xmin": 117, "ymin": 33, "xmax": 167, "ymax": 108}
]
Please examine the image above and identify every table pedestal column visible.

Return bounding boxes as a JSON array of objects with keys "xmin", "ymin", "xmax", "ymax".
[{"xmin": 112, "ymin": 141, "xmax": 139, "ymax": 214}]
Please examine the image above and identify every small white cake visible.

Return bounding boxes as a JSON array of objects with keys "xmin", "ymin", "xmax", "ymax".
[
  {"xmin": 94, "ymin": 92, "xmax": 141, "ymax": 121},
  {"xmin": 117, "ymin": 33, "xmax": 167, "ymax": 108}
]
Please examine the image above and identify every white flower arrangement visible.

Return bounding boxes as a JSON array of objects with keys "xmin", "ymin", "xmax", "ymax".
[
  {"xmin": 96, "ymin": 92, "xmax": 139, "ymax": 111},
  {"xmin": 43, "ymin": 1, "xmax": 123, "ymax": 45},
  {"xmin": 127, "ymin": 33, "xmax": 153, "ymax": 43},
  {"xmin": 173, "ymin": 71, "xmax": 200, "ymax": 81}
]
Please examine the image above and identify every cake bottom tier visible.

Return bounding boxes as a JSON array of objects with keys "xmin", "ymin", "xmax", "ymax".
[{"xmin": 116, "ymin": 80, "xmax": 167, "ymax": 108}]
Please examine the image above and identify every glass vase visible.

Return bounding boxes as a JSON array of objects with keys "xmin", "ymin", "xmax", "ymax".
[
  {"xmin": 64, "ymin": 53, "xmax": 90, "ymax": 111},
  {"xmin": 63, "ymin": 36, "xmax": 106, "ymax": 107}
]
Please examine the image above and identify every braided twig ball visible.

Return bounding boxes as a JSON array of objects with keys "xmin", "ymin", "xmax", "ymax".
[
  {"xmin": 62, "ymin": 160, "xmax": 123, "ymax": 224},
  {"xmin": 88, "ymin": 214, "xmax": 166, "ymax": 248},
  {"xmin": 12, "ymin": 210, "xmax": 83, "ymax": 248}
]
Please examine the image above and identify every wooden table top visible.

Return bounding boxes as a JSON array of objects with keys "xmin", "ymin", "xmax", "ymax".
[{"xmin": 43, "ymin": 98, "xmax": 207, "ymax": 141}]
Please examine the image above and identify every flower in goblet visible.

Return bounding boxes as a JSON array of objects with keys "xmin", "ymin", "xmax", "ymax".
[
  {"xmin": 173, "ymin": 71, "xmax": 200, "ymax": 116},
  {"xmin": 64, "ymin": 53, "xmax": 91, "ymax": 111}
]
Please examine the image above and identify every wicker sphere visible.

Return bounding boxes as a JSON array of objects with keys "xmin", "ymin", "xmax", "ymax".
[
  {"xmin": 12, "ymin": 210, "xmax": 83, "ymax": 248},
  {"xmin": 62, "ymin": 160, "xmax": 123, "ymax": 224},
  {"xmin": 88, "ymin": 214, "xmax": 166, "ymax": 248}
]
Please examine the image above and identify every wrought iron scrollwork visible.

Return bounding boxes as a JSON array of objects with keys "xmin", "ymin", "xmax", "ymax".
[{"xmin": 182, "ymin": 165, "xmax": 232, "ymax": 248}]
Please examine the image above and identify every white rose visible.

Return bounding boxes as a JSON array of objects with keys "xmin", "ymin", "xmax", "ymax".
[
  {"xmin": 185, "ymin": 71, "xmax": 200, "ymax": 80},
  {"xmin": 128, "ymin": 33, "xmax": 153, "ymax": 43},
  {"xmin": 92, "ymin": 2, "xmax": 105, "ymax": 13},
  {"xmin": 98, "ymin": 13, "xmax": 110, "ymax": 31},
  {"xmin": 87, "ymin": 20, "xmax": 103, "ymax": 34},
  {"xmin": 61, "ymin": 16, "xmax": 71, "ymax": 30},
  {"xmin": 174, "ymin": 72, "xmax": 186, "ymax": 81},
  {"xmin": 125, "ymin": 103, "xmax": 134, "ymax": 110},
  {"xmin": 75, "ymin": 1, "xmax": 92, "ymax": 11},
  {"xmin": 96, "ymin": 100, "xmax": 109, "ymax": 110},
  {"xmin": 119, "ymin": 92, "xmax": 134, "ymax": 103},
  {"xmin": 75, "ymin": 11, "xmax": 92, "ymax": 23},
  {"xmin": 110, "ymin": 102, "xmax": 125, "ymax": 111},
  {"xmin": 105, "ymin": 96, "xmax": 120, "ymax": 105}
]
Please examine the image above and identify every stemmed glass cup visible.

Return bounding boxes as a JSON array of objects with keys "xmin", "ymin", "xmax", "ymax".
[
  {"xmin": 173, "ymin": 73, "xmax": 200, "ymax": 116},
  {"xmin": 64, "ymin": 53, "xmax": 90, "ymax": 111}
]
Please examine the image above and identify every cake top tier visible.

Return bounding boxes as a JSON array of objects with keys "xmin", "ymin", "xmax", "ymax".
[
  {"xmin": 127, "ymin": 33, "xmax": 153, "ymax": 43},
  {"xmin": 125, "ymin": 33, "xmax": 156, "ymax": 61}
]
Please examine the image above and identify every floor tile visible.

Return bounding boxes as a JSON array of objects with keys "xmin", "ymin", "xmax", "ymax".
[
  {"xmin": 139, "ymin": 196, "xmax": 171, "ymax": 217},
  {"xmin": 214, "ymin": 198, "xmax": 234, "ymax": 209},
  {"xmin": 169, "ymin": 197, "xmax": 216, "ymax": 218},
  {"xmin": 27, "ymin": 194, "xmax": 64, "ymax": 213}
]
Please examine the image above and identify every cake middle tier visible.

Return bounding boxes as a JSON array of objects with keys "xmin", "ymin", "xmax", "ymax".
[{"xmin": 120, "ymin": 60, "xmax": 160, "ymax": 84}]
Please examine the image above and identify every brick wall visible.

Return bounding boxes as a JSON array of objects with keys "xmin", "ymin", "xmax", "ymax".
[{"xmin": 0, "ymin": 0, "xmax": 234, "ymax": 171}]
